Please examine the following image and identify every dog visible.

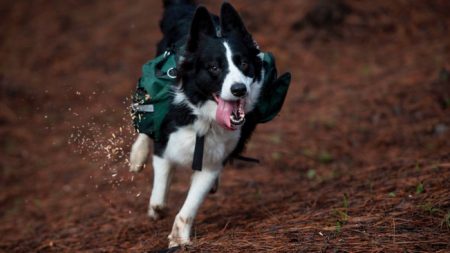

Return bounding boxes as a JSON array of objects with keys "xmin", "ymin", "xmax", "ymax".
[{"xmin": 129, "ymin": 0, "xmax": 288, "ymax": 248}]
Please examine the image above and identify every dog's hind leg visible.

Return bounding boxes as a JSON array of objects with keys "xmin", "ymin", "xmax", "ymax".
[
  {"xmin": 129, "ymin": 133, "xmax": 151, "ymax": 172},
  {"xmin": 168, "ymin": 167, "xmax": 221, "ymax": 247},
  {"xmin": 148, "ymin": 155, "xmax": 173, "ymax": 220}
]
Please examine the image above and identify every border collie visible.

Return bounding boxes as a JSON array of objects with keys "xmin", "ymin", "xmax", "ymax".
[{"xmin": 130, "ymin": 0, "xmax": 276, "ymax": 247}]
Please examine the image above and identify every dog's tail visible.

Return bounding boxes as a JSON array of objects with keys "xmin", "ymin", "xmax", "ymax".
[{"xmin": 157, "ymin": 0, "xmax": 197, "ymax": 55}]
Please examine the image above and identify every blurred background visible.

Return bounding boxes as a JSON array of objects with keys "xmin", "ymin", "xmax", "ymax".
[{"xmin": 1, "ymin": 0, "xmax": 449, "ymax": 252}]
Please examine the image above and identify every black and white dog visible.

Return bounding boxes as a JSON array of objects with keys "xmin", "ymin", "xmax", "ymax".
[{"xmin": 130, "ymin": 0, "xmax": 277, "ymax": 247}]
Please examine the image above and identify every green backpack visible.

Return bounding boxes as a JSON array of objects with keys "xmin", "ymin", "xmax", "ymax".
[{"xmin": 132, "ymin": 51, "xmax": 291, "ymax": 141}]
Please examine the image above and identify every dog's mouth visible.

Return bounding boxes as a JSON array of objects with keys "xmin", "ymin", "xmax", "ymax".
[{"xmin": 213, "ymin": 94, "xmax": 245, "ymax": 130}]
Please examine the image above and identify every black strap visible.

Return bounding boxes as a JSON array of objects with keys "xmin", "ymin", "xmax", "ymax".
[
  {"xmin": 192, "ymin": 135, "xmax": 205, "ymax": 171},
  {"xmin": 234, "ymin": 155, "xmax": 260, "ymax": 163},
  {"xmin": 191, "ymin": 136, "xmax": 260, "ymax": 171}
]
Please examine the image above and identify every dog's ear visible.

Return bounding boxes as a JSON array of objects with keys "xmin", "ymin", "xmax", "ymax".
[
  {"xmin": 220, "ymin": 2, "xmax": 248, "ymax": 35},
  {"xmin": 220, "ymin": 2, "xmax": 259, "ymax": 54},
  {"xmin": 186, "ymin": 6, "xmax": 216, "ymax": 52}
]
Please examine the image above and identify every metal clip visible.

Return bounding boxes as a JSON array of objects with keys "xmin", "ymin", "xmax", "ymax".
[
  {"xmin": 167, "ymin": 67, "xmax": 177, "ymax": 79},
  {"xmin": 132, "ymin": 103, "xmax": 154, "ymax": 112},
  {"xmin": 163, "ymin": 50, "xmax": 171, "ymax": 58}
]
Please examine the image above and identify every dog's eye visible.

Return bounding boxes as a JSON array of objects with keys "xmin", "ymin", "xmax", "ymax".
[
  {"xmin": 208, "ymin": 65, "xmax": 221, "ymax": 75},
  {"xmin": 241, "ymin": 61, "xmax": 249, "ymax": 71}
]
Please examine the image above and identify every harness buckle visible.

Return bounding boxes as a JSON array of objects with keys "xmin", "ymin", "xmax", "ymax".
[
  {"xmin": 167, "ymin": 67, "xmax": 177, "ymax": 79},
  {"xmin": 131, "ymin": 103, "xmax": 154, "ymax": 112},
  {"xmin": 163, "ymin": 50, "xmax": 171, "ymax": 58}
]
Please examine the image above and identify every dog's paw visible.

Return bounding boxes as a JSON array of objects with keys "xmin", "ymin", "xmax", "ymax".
[
  {"xmin": 148, "ymin": 205, "xmax": 168, "ymax": 220},
  {"xmin": 168, "ymin": 215, "xmax": 192, "ymax": 248},
  {"xmin": 129, "ymin": 163, "xmax": 145, "ymax": 173},
  {"xmin": 129, "ymin": 134, "xmax": 150, "ymax": 173},
  {"xmin": 168, "ymin": 235, "xmax": 191, "ymax": 248}
]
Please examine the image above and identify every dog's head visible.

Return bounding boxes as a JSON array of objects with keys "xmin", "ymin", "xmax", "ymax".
[{"xmin": 178, "ymin": 3, "xmax": 263, "ymax": 130}]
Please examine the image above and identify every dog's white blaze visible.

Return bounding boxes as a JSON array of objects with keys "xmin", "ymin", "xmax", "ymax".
[{"xmin": 221, "ymin": 42, "xmax": 253, "ymax": 101}]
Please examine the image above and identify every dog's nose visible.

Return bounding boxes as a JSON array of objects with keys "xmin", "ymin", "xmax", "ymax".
[{"xmin": 230, "ymin": 83, "xmax": 247, "ymax": 97}]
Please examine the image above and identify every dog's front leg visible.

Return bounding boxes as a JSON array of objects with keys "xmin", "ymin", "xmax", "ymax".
[
  {"xmin": 168, "ymin": 167, "xmax": 221, "ymax": 247},
  {"xmin": 148, "ymin": 155, "xmax": 173, "ymax": 220},
  {"xmin": 129, "ymin": 133, "xmax": 151, "ymax": 172}
]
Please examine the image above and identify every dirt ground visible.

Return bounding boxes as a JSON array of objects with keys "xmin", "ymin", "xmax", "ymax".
[{"xmin": 1, "ymin": 0, "xmax": 449, "ymax": 252}]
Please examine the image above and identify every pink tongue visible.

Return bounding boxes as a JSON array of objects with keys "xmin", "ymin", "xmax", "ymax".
[{"xmin": 216, "ymin": 97, "xmax": 236, "ymax": 130}]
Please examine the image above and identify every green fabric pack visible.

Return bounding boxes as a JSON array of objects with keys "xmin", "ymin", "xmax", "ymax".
[{"xmin": 132, "ymin": 51, "xmax": 291, "ymax": 141}]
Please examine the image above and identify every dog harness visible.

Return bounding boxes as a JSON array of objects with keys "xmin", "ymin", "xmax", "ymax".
[{"xmin": 132, "ymin": 49, "xmax": 291, "ymax": 170}]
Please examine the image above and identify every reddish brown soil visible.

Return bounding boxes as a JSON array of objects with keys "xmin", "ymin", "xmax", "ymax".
[{"xmin": 1, "ymin": 1, "xmax": 449, "ymax": 252}]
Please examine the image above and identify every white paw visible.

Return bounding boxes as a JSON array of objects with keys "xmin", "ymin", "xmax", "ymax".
[
  {"xmin": 168, "ymin": 215, "xmax": 192, "ymax": 248},
  {"xmin": 168, "ymin": 234, "xmax": 191, "ymax": 248},
  {"xmin": 129, "ymin": 134, "xmax": 150, "ymax": 172},
  {"xmin": 129, "ymin": 163, "xmax": 144, "ymax": 173}
]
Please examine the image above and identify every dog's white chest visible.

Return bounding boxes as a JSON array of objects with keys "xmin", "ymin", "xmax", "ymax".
[{"xmin": 164, "ymin": 122, "xmax": 240, "ymax": 169}]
